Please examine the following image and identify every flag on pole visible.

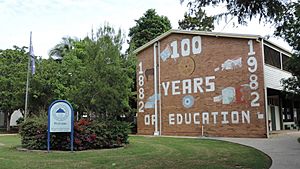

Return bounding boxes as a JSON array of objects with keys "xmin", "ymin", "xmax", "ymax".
[{"xmin": 29, "ymin": 32, "xmax": 35, "ymax": 75}]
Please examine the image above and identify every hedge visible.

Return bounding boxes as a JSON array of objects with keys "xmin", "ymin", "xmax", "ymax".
[{"xmin": 19, "ymin": 114, "xmax": 131, "ymax": 151}]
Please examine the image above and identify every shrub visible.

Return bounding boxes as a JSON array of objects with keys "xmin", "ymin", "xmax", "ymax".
[
  {"xmin": 16, "ymin": 117, "xmax": 24, "ymax": 125},
  {"xmin": 19, "ymin": 114, "xmax": 131, "ymax": 150},
  {"xmin": 19, "ymin": 113, "xmax": 48, "ymax": 150}
]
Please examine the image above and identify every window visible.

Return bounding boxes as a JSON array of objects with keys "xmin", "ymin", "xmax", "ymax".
[
  {"xmin": 264, "ymin": 45, "xmax": 281, "ymax": 69},
  {"xmin": 282, "ymin": 100, "xmax": 294, "ymax": 122},
  {"xmin": 282, "ymin": 54, "xmax": 290, "ymax": 71}
]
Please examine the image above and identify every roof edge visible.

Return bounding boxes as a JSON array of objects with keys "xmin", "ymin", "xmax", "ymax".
[
  {"xmin": 133, "ymin": 29, "xmax": 173, "ymax": 54},
  {"xmin": 133, "ymin": 29, "xmax": 262, "ymax": 54},
  {"xmin": 263, "ymin": 39, "xmax": 292, "ymax": 55}
]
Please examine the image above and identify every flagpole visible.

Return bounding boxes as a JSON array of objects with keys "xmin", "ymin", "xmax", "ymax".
[{"xmin": 24, "ymin": 32, "xmax": 32, "ymax": 119}]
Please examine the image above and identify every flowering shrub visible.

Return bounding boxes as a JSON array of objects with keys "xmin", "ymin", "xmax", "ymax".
[
  {"xmin": 19, "ymin": 114, "xmax": 48, "ymax": 150},
  {"xmin": 19, "ymin": 114, "xmax": 131, "ymax": 150}
]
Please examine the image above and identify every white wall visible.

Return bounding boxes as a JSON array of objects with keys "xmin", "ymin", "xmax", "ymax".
[
  {"xmin": 264, "ymin": 65, "xmax": 292, "ymax": 90},
  {"xmin": 10, "ymin": 110, "xmax": 23, "ymax": 126}
]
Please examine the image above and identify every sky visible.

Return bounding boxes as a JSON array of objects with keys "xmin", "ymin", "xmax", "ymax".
[{"xmin": 0, "ymin": 0, "xmax": 292, "ymax": 58}]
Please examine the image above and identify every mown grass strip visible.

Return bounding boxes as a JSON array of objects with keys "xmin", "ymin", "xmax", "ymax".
[{"xmin": 0, "ymin": 135, "xmax": 271, "ymax": 169}]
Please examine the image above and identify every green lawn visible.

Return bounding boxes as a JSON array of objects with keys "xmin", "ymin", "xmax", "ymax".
[{"xmin": 0, "ymin": 135, "xmax": 271, "ymax": 169}]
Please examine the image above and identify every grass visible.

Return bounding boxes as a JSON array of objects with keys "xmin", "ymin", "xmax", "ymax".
[{"xmin": 0, "ymin": 135, "xmax": 271, "ymax": 169}]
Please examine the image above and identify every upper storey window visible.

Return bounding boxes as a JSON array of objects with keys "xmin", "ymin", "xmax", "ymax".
[
  {"xmin": 264, "ymin": 44, "xmax": 290, "ymax": 72},
  {"xmin": 264, "ymin": 45, "xmax": 281, "ymax": 69},
  {"xmin": 282, "ymin": 54, "xmax": 290, "ymax": 71}
]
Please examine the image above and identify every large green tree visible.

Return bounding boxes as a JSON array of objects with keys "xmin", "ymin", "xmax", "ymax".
[
  {"xmin": 0, "ymin": 46, "xmax": 28, "ymax": 131},
  {"xmin": 178, "ymin": 8, "xmax": 214, "ymax": 31},
  {"xmin": 77, "ymin": 26, "xmax": 132, "ymax": 118},
  {"xmin": 181, "ymin": 0, "xmax": 300, "ymax": 94},
  {"xmin": 0, "ymin": 25, "xmax": 133, "ymax": 130},
  {"xmin": 29, "ymin": 55, "xmax": 83, "ymax": 114},
  {"xmin": 128, "ymin": 9, "xmax": 172, "ymax": 51},
  {"xmin": 44, "ymin": 25, "xmax": 133, "ymax": 119}
]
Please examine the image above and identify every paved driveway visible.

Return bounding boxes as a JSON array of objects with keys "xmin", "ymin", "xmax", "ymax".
[{"xmin": 213, "ymin": 131, "xmax": 300, "ymax": 169}]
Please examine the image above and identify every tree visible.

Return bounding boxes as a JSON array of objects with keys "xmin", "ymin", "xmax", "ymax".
[
  {"xmin": 45, "ymin": 24, "xmax": 133, "ymax": 120},
  {"xmin": 29, "ymin": 58, "xmax": 60, "ymax": 113},
  {"xmin": 75, "ymin": 26, "xmax": 132, "ymax": 119},
  {"xmin": 0, "ymin": 46, "xmax": 28, "ymax": 131},
  {"xmin": 178, "ymin": 8, "xmax": 214, "ymax": 31},
  {"xmin": 275, "ymin": 2, "xmax": 300, "ymax": 94},
  {"xmin": 181, "ymin": 0, "xmax": 287, "ymax": 25},
  {"xmin": 181, "ymin": 0, "xmax": 300, "ymax": 94},
  {"xmin": 128, "ymin": 9, "xmax": 172, "ymax": 51},
  {"xmin": 29, "ymin": 56, "xmax": 83, "ymax": 114},
  {"xmin": 49, "ymin": 37, "xmax": 78, "ymax": 59},
  {"xmin": 0, "ymin": 25, "xmax": 133, "ymax": 130}
]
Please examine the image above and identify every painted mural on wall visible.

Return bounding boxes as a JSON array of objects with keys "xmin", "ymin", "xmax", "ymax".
[{"xmin": 137, "ymin": 34, "xmax": 265, "ymax": 136}]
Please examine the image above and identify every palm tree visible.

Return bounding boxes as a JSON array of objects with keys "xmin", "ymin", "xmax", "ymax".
[{"xmin": 49, "ymin": 37, "xmax": 78, "ymax": 59}]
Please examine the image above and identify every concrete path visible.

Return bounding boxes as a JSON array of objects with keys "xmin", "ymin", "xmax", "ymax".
[
  {"xmin": 0, "ymin": 133, "xmax": 17, "ymax": 137},
  {"xmin": 213, "ymin": 131, "xmax": 300, "ymax": 169}
]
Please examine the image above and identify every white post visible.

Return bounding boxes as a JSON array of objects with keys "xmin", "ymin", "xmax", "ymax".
[
  {"xmin": 261, "ymin": 39, "xmax": 270, "ymax": 138},
  {"xmin": 153, "ymin": 43, "xmax": 159, "ymax": 136},
  {"xmin": 158, "ymin": 41, "xmax": 162, "ymax": 135}
]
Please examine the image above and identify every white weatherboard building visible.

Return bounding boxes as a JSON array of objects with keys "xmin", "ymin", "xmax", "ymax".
[{"xmin": 263, "ymin": 42, "xmax": 299, "ymax": 131}]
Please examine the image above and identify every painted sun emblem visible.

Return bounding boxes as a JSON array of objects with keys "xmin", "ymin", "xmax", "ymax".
[
  {"xmin": 178, "ymin": 56, "xmax": 195, "ymax": 76},
  {"xmin": 182, "ymin": 95, "xmax": 195, "ymax": 108}
]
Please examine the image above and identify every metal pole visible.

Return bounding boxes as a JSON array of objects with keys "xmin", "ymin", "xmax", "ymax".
[
  {"xmin": 24, "ymin": 32, "xmax": 32, "ymax": 119},
  {"xmin": 158, "ymin": 41, "xmax": 162, "ymax": 135},
  {"xmin": 153, "ymin": 43, "xmax": 159, "ymax": 136},
  {"xmin": 71, "ymin": 109, "xmax": 74, "ymax": 152},
  {"xmin": 47, "ymin": 100, "xmax": 51, "ymax": 152},
  {"xmin": 47, "ymin": 127, "xmax": 50, "ymax": 152}
]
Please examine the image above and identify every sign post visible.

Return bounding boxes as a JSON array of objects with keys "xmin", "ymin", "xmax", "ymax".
[{"xmin": 47, "ymin": 100, "xmax": 74, "ymax": 152}]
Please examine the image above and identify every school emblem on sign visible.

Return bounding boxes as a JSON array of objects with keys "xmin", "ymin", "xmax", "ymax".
[
  {"xmin": 53, "ymin": 108, "xmax": 69, "ymax": 121},
  {"xmin": 48, "ymin": 100, "xmax": 73, "ymax": 132}
]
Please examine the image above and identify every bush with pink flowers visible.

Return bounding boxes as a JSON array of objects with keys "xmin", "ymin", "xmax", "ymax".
[{"xmin": 19, "ymin": 114, "xmax": 130, "ymax": 150}]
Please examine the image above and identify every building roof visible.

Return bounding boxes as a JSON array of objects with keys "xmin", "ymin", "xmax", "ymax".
[{"xmin": 133, "ymin": 29, "xmax": 292, "ymax": 55}]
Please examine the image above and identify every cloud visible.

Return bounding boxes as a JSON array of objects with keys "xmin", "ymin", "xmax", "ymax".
[{"xmin": 0, "ymin": 0, "xmax": 292, "ymax": 58}]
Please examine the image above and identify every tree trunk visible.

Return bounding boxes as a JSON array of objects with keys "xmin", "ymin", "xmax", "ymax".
[
  {"xmin": 6, "ymin": 112, "xmax": 11, "ymax": 132},
  {"xmin": 3, "ymin": 112, "xmax": 7, "ymax": 129}
]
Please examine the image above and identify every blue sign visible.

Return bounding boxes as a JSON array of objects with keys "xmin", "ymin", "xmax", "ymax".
[{"xmin": 47, "ymin": 100, "xmax": 74, "ymax": 152}]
